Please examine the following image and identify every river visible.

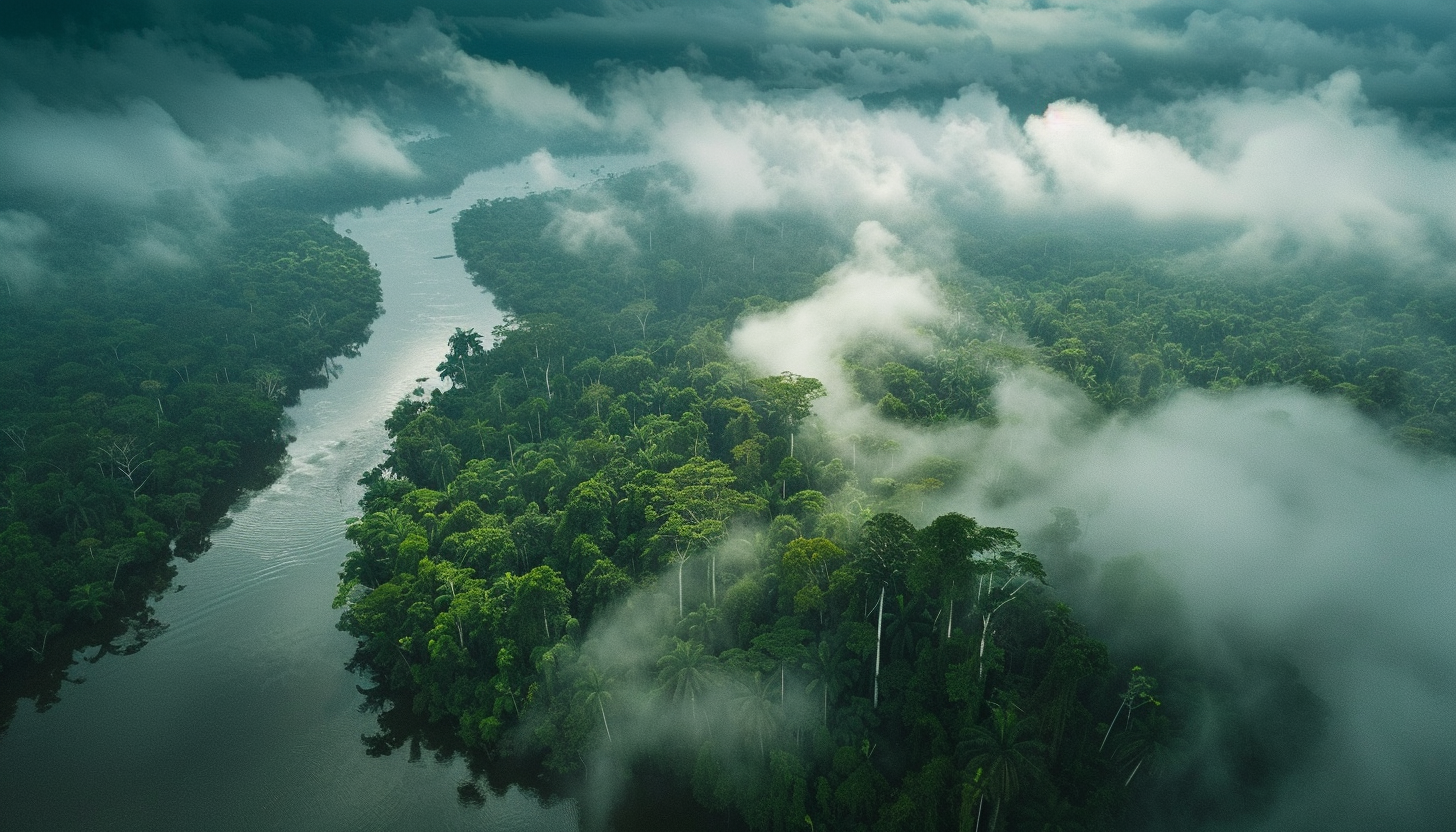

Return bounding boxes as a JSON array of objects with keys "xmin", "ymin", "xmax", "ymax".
[{"xmin": 0, "ymin": 154, "xmax": 646, "ymax": 832}]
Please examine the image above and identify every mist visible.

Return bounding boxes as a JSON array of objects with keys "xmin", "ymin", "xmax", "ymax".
[{"xmin": 725, "ymin": 231, "xmax": 1456, "ymax": 830}]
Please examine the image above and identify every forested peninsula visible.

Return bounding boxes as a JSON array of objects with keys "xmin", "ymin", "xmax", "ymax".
[
  {"xmin": 331, "ymin": 169, "xmax": 1451, "ymax": 829},
  {"xmin": 0, "ymin": 208, "xmax": 381, "ymax": 700}
]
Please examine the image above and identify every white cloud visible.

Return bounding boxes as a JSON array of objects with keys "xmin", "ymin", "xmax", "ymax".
[
  {"xmin": 738, "ymin": 232, "xmax": 1456, "ymax": 827},
  {"xmin": 942, "ymin": 376, "xmax": 1456, "ymax": 829},
  {"xmin": 593, "ymin": 62, "xmax": 1456, "ymax": 277},
  {"xmin": 335, "ymin": 113, "xmax": 420, "ymax": 177},
  {"xmin": 440, "ymin": 53, "xmax": 600, "ymax": 130},
  {"xmin": 547, "ymin": 205, "xmax": 637, "ymax": 255},
  {"xmin": 1027, "ymin": 71, "xmax": 1456, "ymax": 271},
  {"xmin": 0, "ymin": 30, "xmax": 419, "ymax": 211},
  {"xmin": 730, "ymin": 221, "xmax": 945, "ymax": 420}
]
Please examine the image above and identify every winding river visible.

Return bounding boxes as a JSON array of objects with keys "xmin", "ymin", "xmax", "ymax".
[{"xmin": 0, "ymin": 154, "xmax": 644, "ymax": 831}]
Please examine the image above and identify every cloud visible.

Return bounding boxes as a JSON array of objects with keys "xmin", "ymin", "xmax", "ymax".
[
  {"xmin": 547, "ymin": 205, "xmax": 637, "ymax": 255},
  {"xmin": 730, "ymin": 221, "xmax": 945, "ymax": 419},
  {"xmin": 1028, "ymin": 71, "xmax": 1456, "ymax": 272},
  {"xmin": 594, "ymin": 62, "xmax": 1456, "ymax": 278},
  {"xmin": 439, "ymin": 53, "xmax": 600, "ymax": 130},
  {"xmin": 363, "ymin": 10, "xmax": 601, "ymax": 131},
  {"xmin": 0, "ymin": 210, "xmax": 48, "ymax": 293},
  {"xmin": 947, "ymin": 375, "xmax": 1456, "ymax": 829},
  {"xmin": 731, "ymin": 236, "xmax": 1456, "ymax": 828},
  {"xmin": 460, "ymin": 0, "xmax": 1456, "ymax": 122},
  {"xmin": 0, "ymin": 29, "xmax": 418, "ymax": 213},
  {"xmin": 0, "ymin": 90, "xmax": 214, "ymax": 208},
  {"xmin": 336, "ymin": 7, "xmax": 1456, "ymax": 278}
]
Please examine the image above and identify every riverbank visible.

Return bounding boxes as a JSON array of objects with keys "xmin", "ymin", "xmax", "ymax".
[{"xmin": 0, "ymin": 154, "xmax": 645, "ymax": 832}]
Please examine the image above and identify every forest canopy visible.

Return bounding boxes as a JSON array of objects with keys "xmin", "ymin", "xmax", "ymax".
[
  {"xmin": 0, "ymin": 206, "xmax": 381, "ymax": 691},
  {"xmin": 327, "ymin": 167, "xmax": 1441, "ymax": 829}
]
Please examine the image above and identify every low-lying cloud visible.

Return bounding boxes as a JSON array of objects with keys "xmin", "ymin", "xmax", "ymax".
[
  {"xmin": 727, "ymin": 240, "xmax": 1456, "ymax": 830},
  {"xmin": 0, "ymin": 26, "xmax": 419, "ymax": 280},
  {"xmin": 0, "ymin": 30, "xmax": 418, "ymax": 209},
  {"xmin": 605, "ymin": 66, "xmax": 1456, "ymax": 278}
]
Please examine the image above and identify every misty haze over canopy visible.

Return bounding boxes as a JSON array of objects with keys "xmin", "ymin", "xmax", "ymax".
[{"xmin": 3, "ymin": 1, "xmax": 1454, "ymax": 830}]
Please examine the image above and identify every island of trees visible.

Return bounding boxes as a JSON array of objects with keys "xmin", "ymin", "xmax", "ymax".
[
  {"xmin": 0, "ymin": 206, "xmax": 381, "ymax": 716},
  {"xmin": 334, "ymin": 170, "xmax": 1387, "ymax": 829}
]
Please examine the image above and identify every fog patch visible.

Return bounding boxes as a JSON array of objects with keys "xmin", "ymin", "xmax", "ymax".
[
  {"xmin": 1027, "ymin": 71, "xmax": 1456, "ymax": 277},
  {"xmin": 0, "ymin": 210, "xmax": 48, "ymax": 293},
  {"xmin": 0, "ymin": 30, "xmax": 418, "ymax": 209},
  {"xmin": 589, "ymin": 63, "xmax": 1456, "ymax": 279},
  {"xmin": 547, "ymin": 204, "xmax": 638, "ymax": 256},
  {"xmin": 942, "ymin": 378, "xmax": 1456, "ymax": 829},
  {"xmin": 730, "ymin": 220, "xmax": 944, "ymax": 424},
  {"xmin": 525, "ymin": 532, "xmax": 815, "ymax": 827}
]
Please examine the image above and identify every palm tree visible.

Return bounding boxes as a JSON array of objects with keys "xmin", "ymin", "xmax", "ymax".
[
  {"xmin": 656, "ymin": 638, "xmax": 716, "ymax": 727},
  {"xmin": 963, "ymin": 705, "xmax": 1044, "ymax": 832},
  {"xmin": 578, "ymin": 667, "xmax": 615, "ymax": 743},
  {"xmin": 68, "ymin": 581, "xmax": 109, "ymax": 622},
  {"xmin": 802, "ymin": 635, "xmax": 857, "ymax": 729},
  {"xmin": 734, "ymin": 671, "xmax": 780, "ymax": 758}
]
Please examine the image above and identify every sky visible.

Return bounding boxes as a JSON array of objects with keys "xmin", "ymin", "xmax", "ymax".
[
  {"xmin": 3, "ymin": 1, "xmax": 1455, "ymax": 829},
  {"xmin": 3, "ymin": 0, "xmax": 1455, "ymax": 283}
]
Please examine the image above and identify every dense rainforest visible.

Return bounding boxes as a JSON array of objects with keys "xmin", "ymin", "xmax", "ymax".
[
  {"xmin": 0, "ymin": 206, "xmax": 381, "ymax": 699},
  {"xmin": 331, "ymin": 169, "xmax": 1432, "ymax": 829}
]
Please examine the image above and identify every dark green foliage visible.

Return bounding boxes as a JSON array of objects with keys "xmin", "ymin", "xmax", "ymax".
[
  {"xmin": 0, "ymin": 207, "xmax": 380, "ymax": 680},
  {"xmin": 955, "ymin": 230, "xmax": 1456, "ymax": 451}
]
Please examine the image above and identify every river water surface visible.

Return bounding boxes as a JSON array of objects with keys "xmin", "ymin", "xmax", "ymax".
[{"xmin": 0, "ymin": 154, "xmax": 644, "ymax": 831}]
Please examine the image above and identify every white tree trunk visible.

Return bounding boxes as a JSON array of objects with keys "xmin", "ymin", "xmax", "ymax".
[
  {"xmin": 1125, "ymin": 756, "xmax": 1144, "ymax": 787},
  {"xmin": 977, "ymin": 612, "xmax": 992, "ymax": 684},
  {"xmin": 873, "ymin": 585, "xmax": 885, "ymax": 709}
]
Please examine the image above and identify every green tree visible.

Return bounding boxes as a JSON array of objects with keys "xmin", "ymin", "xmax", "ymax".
[
  {"xmin": 964, "ymin": 705, "xmax": 1043, "ymax": 832},
  {"xmin": 853, "ymin": 512, "xmax": 918, "ymax": 708}
]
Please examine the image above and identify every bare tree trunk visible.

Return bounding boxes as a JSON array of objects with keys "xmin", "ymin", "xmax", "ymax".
[
  {"xmin": 873, "ymin": 585, "xmax": 885, "ymax": 709},
  {"xmin": 977, "ymin": 612, "xmax": 992, "ymax": 684},
  {"xmin": 1100, "ymin": 700, "xmax": 1127, "ymax": 752},
  {"xmin": 599, "ymin": 699, "xmax": 612, "ymax": 743},
  {"xmin": 1125, "ymin": 757, "xmax": 1144, "ymax": 787}
]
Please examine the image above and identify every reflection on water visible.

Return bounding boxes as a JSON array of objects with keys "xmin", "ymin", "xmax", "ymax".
[{"xmin": 0, "ymin": 154, "xmax": 646, "ymax": 832}]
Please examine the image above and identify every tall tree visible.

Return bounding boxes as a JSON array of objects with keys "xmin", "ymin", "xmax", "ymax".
[{"xmin": 854, "ymin": 512, "xmax": 918, "ymax": 708}]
